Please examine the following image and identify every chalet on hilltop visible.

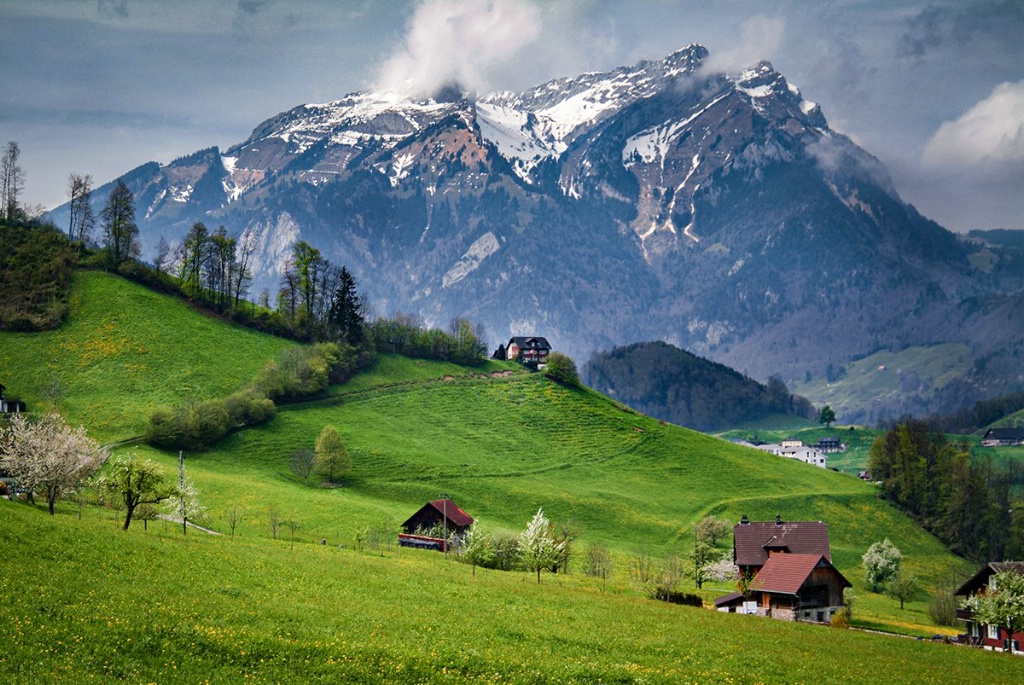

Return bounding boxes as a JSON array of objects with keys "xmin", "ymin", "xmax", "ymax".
[
  {"xmin": 955, "ymin": 561, "xmax": 1024, "ymax": 652},
  {"xmin": 501, "ymin": 337, "xmax": 551, "ymax": 365},
  {"xmin": 398, "ymin": 499, "xmax": 475, "ymax": 552},
  {"xmin": 716, "ymin": 515, "xmax": 850, "ymax": 623},
  {"xmin": 980, "ymin": 428, "xmax": 1024, "ymax": 447}
]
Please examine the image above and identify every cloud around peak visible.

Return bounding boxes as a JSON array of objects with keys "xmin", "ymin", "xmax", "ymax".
[{"xmin": 373, "ymin": 0, "xmax": 542, "ymax": 100}]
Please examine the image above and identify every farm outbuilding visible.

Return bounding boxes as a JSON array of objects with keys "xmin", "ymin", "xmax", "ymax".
[{"xmin": 398, "ymin": 499, "xmax": 475, "ymax": 552}]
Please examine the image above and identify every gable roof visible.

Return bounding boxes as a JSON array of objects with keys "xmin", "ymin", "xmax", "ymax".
[
  {"xmin": 400, "ymin": 499, "xmax": 475, "ymax": 528},
  {"xmin": 954, "ymin": 561, "xmax": 1024, "ymax": 597},
  {"xmin": 734, "ymin": 520, "xmax": 832, "ymax": 567},
  {"xmin": 983, "ymin": 428, "xmax": 1024, "ymax": 441},
  {"xmin": 750, "ymin": 553, "xmax": 851, "ymax": 595},
  {"xmin": 427, "ymin": 499, "xmax": 474, "ymax": 527},
  {"xmin": 508, "ymin": 336, "xmax": 551, "ymax": 350}
]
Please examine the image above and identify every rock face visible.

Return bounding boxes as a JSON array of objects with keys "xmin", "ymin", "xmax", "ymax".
[{"xmin": 66, "ymin": 44, "xmax": 1024, "ymax": 421}]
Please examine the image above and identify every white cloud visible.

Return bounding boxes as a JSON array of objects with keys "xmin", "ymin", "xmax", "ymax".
[
  {"xmin": 373, "ymin": 0, "xmax": 542, "ymax": 100},
  {"xmin": 923, "ymin": 79, "xmax": 1024, "ymax": 167},
  {"xmin": 701, "ymin": 14, "xmax": 786, "ymax": 75}
]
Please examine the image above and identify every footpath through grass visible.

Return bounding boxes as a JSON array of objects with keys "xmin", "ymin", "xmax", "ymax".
[{"xmin": 2, "ymin": 502, "xmax": 1019, "ymax": 684}]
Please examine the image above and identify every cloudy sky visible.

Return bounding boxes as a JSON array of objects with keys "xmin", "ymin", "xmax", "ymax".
[{"xmin": 1, "ymin": 0, "xmax": 1021, "ymax": 231}]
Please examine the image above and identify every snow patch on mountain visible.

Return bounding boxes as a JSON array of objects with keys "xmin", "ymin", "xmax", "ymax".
[{"xmin": 442, "ymin": 232, "xmax": 502, "ymax": 288}]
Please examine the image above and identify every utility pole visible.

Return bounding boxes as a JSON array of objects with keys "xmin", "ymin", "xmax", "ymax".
[
  {"xmin": 442, "ymin": 492, "xmax": 450, "ymax": 559},
  {"xmin": 178, "ymin": 451, "xmax": 187, "ymax": 535}
]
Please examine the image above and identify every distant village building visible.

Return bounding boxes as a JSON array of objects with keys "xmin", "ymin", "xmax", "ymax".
[
  {"xmin": 754, "ymin": 440, "xmax": 828, "ymax": 469},
  {"xmin": 980, "ymin": 428, "xmax": 1024, "ymax": 447},
  {"xmin": 502, "ymin": 337, "xmax": 551, "ymax": 365},
  {"xmin": 0, "ymin": 383, "xmax": 26, "ymax": 414},
  {"xmin": 816, "ymin": 437, "xmax": 842, "ymax": 453},
  {"xmin": 955, "ymin": 561, "xmax": 1024, "ymax": 652},
  {"xmin": 715, "ymin": 516, "xmax": 850, "ymax": 624},
  {"xmin": 398, "ymin": 499, "xmax": 475, "ymax": 553}
]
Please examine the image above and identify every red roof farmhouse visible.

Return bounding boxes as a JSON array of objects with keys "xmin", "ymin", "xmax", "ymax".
[{"xmin": 716, "ymin": 516, "xmax": 850, "ymax": 624}]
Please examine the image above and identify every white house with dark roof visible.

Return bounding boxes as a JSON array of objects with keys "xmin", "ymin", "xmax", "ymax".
[{"xmin": 754, "ymin": 440, "xmax": 828, "ymax": 468}]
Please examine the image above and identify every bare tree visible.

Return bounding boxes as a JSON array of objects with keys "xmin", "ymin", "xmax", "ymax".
[
  {"xmin": 0, "ymin": 414, "xmax": 107, "ymax": 515},
  {"xmin": 583, "ymin": 543, "xmax": 614, "ymax": 590},
  {"xmin": 225, "ymin": 505, "xmax": 244, "ymax": 539},
  {"xmin": 233, "ymin": 228, "xmax": 259, "ymax": 308},
  {"xmin": 101, "ymin": 179, "xmax": 140, "ymax": 265},
  {"xmin": 288, "ymin": 447, "xmax": 316, "ymax": 485},
  {"xmin": 1, "ymin": 141, "xmax": 24, "ymax": 222},
  {"xmin": 154, "ymin": 235, "xmax": 173, "ymax": 273},
  {"xmin": 43, "ymin": 371, "xmax": 65, "ymax": 412},
  {"xmin": 269, "ymin": 508, "xmax": 281, "ymax": 540},
  {"xmin": 286, "ymin": 518, "xmax": 301, "ymax": 550},
  {"xmin": 67, "ymin": 173, "xmax": 95, "ymax": 243}
]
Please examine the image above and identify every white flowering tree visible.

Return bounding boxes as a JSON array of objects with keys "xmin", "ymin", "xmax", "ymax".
[
  {"xmin": 520, "ymin": 507, "xmax": 563, "ymax": 584},
  {"xmin": 460, "ymin": 522, "xmax": 494, "ymax": 575},
  {"xmin": 0, "ymin": 413, "xmax": 106, "ymax": 515},
  {"xmin": 163, "ymin": 451, "xmax": 205, "ymax": 535},
  {"xmin": 862, "ymin": 538, "xmax": 902, "ymax": 592},
  {"xmin": 164, "ymin": 478, "xmax": 206, "ymax": 535}
]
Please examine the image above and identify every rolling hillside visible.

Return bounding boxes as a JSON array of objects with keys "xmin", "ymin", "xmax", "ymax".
[{"xmin": 0, "ymin": 270, "xmax": 1010, "ymax": 680}]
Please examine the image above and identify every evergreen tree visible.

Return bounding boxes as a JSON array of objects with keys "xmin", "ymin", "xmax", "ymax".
[{"xmin": 327, "ymin": 266, "xmax": 365, "ymax": 345}]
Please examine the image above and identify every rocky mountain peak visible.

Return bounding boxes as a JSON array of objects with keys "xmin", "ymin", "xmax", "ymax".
[{"xmin": 53, "ymin": 44, "xmax": 1023, "ymax": 422}]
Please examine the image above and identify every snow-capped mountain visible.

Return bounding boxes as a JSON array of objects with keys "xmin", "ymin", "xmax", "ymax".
[{"xmin": 61, "ymin": 44, "xmax": 1024, "ymax": 422}]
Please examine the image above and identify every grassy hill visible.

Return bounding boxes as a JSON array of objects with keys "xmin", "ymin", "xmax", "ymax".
[
  {"xmin": 0, "ymin": 270, "xmax": 293, "ymax": 440},
  {"xmin": 0, "ymin": 270, "xmax": 1014, "ymax": 680},
  {"xmin": 791, "ymin": 343, "xmax": 974, "ymax": 426}
]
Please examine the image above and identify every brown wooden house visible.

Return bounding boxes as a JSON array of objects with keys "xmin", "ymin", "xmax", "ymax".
[
  {"xmin": 955, "ymin": 561, "xmax": 1024, "ymax": 652},
  {"xmin": 715, "ymin": 516, "xmax": 850, "ymax": 623}
]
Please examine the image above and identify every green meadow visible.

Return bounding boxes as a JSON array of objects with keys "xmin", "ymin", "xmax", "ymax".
[
  {"xmin": 0, "ymin": 270, "xmax": 1018, "ymax": 682},
  {"xmin": 3, "ymin": 503, "xmax": 1020, "ymax": 684}
]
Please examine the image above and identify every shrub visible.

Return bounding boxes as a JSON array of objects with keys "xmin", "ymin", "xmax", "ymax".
[
  {"xmin": 928, "ymin": 589, "xmax": 958, "ymax": 626},
  {"xmin": 831, "ymin": 607, "xmax": 851, "ymax": 629},
  {"xmin": 543, "ymin": 352, "xmax": 580, "ymax": 387},
  {"xmin": 662, "ymin": 591, "xmax": 703, "ymax": 607},
  {"xmin": 489, "ymin": 532, "xmax": 522, "ymax": 571}
]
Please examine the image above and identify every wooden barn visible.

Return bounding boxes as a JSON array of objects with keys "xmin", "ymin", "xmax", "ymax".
[{"xmin": 398, "ymin": 499, "xmax": 474, "ymax": 552}]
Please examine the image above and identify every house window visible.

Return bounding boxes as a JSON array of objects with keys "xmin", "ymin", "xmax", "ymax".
[{"xmin": 988, "ymin": 624, "xmax": 1000, "ymax": 640}]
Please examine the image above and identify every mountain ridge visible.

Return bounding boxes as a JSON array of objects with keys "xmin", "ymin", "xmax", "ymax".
[{"xmin": 50, "ymin": 44, "xmax": 1024, "ymax": 422}]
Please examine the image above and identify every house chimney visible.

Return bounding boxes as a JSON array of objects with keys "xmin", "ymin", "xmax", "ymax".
[
  {"xmin": 740, "ymin": 514, "xmax": 749, "ymax": 525},
  {"xmin": 775, "ymin": 514, "xmax": 783, "ymax": 526}
]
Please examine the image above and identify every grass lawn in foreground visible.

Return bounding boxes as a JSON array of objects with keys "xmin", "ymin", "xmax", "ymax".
[{"xmin": 1, "ymin": 502, "xmax": 1018, "ymax": 684}]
